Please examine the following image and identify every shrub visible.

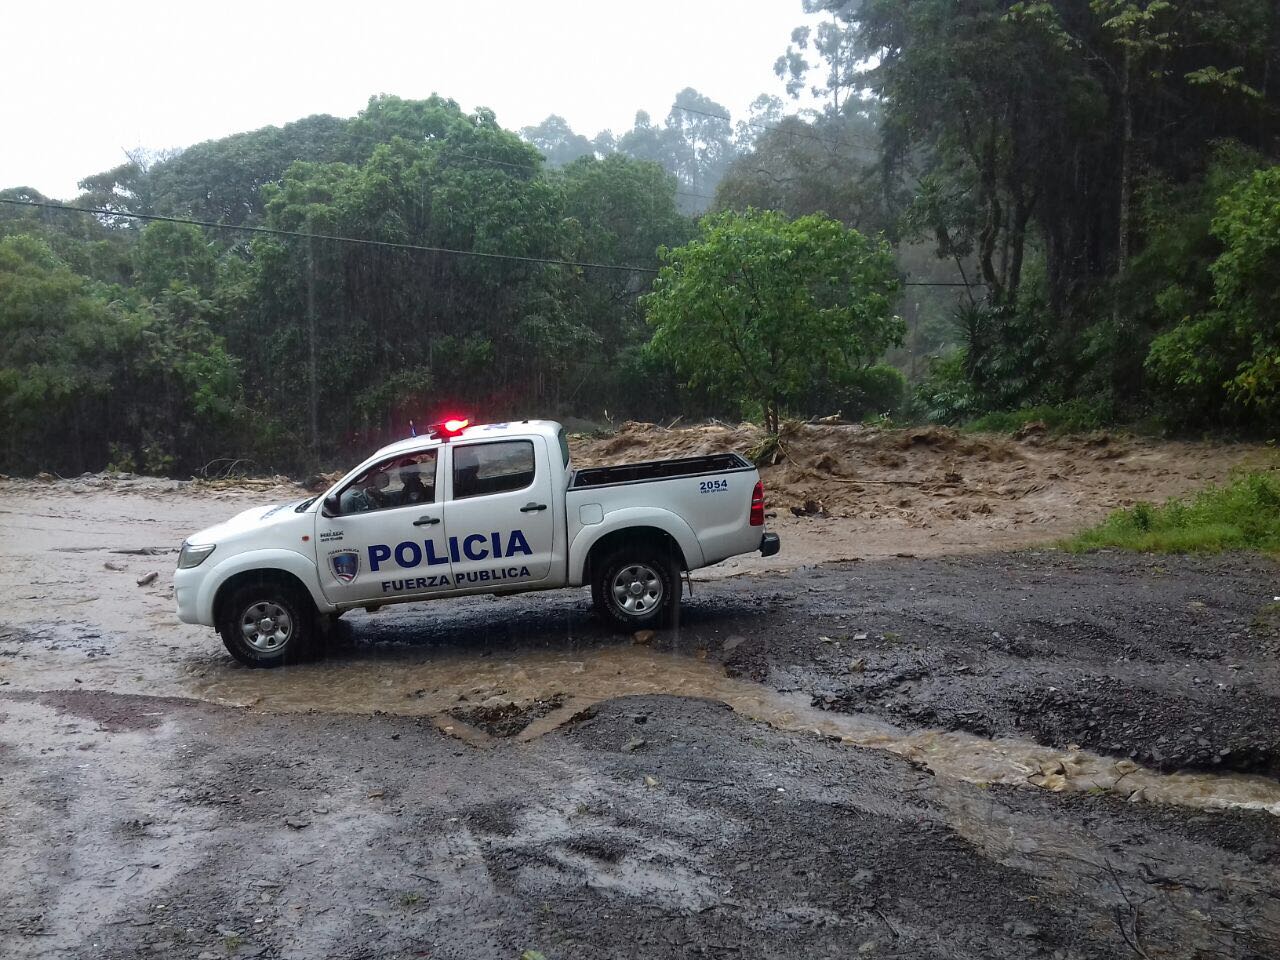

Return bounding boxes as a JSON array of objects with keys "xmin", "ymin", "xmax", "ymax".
[
  {"xmin": 1065, "ymin": 469, "xmax": 1280, "ymax": 554},
  {"xmin": 965, "ymin": 400, "xmax": 1109, "ymax": 435}
]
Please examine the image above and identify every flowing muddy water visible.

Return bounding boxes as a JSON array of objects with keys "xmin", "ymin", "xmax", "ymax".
[{"xmin": 188, "ymin": 643, "xmax": 1280, "ymax": 817}]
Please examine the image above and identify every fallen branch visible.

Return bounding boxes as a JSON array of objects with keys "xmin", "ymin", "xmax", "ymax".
[
  {"xmin": 1105, "ymin": 859, "xmax": 1154, "ymax": 960},
  {"xmin": 199, "ymin": 457, "xmax": 259, "ymax": 480}
]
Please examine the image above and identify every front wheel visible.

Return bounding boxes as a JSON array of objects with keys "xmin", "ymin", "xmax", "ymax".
[
  {"xmin": 591, "ymin": 549, "xmax": 679, "ymax": 630},
  {"xmin": 217, "ymin": 580, "xmax": 317, "ymax": 668}
]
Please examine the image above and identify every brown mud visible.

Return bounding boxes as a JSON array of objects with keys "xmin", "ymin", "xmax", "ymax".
[{"xmin": 576, "ymin": 421, "xmax": 1270, "ymax": 572}]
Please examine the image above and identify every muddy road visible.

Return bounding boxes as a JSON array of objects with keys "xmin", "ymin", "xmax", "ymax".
[
  {"xmin": 2, "ymin": 436, "xmax": 1280, "ymax": 959},
  {"xmin": 4, "ymin": 545, "xmax": 1280, "ymax": 957}
]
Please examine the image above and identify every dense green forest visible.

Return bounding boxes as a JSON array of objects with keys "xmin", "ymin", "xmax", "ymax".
[{"xmin": 2, "ymin": 0, "xmax": 1277, "ymax": 477}]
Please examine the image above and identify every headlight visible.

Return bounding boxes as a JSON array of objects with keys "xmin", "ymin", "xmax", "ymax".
[{"xmin": 178, "ymin": 542, "xmax": 216, "ymax": 569}]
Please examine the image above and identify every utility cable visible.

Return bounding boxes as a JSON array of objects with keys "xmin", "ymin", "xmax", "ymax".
[
  {"xmin": 0, "ymin": 197, "xmax": 983, "ymax": 286},
  {"xmin": 0, "ymin": 197, "xmax": 657, "ymax": 274}
]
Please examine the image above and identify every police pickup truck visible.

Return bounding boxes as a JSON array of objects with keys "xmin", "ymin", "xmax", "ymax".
[{"xmin": 175, "ymin": 419, "xmax": 781, "ymax": 667}]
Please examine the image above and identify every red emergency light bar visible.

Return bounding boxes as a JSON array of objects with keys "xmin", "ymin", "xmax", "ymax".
[{"xmin": 428, "ymin": 417, "xmax": 470, "ymax": 440}]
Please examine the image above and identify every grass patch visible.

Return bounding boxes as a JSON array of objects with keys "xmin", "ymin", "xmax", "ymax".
[
  {"xmin": 965, "ymin": 401, "xmax": 1108, "ymax": 435},
  {"xmin": 1065, "ymin": 469, "xmax": 1280, "ymax": 554}
]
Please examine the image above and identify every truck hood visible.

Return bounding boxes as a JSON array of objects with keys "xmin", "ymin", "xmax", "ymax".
[{"xmin": 187, "ymin": 500, "xmax": 312, "ymax": 545}]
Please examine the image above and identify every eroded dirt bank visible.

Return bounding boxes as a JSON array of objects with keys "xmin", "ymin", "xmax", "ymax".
[{"xmin": 577, "ymin": 421, "xmax": 1271, "ymax": 568}]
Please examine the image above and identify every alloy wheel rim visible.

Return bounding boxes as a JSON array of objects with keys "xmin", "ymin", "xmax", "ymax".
[
  {"xmin": 611, "ymin": 563, "xmax": 663, "ymax": 616},
  {"xmin": 239, "ymin": 600, "xmax": 293, "ymax": 653}
]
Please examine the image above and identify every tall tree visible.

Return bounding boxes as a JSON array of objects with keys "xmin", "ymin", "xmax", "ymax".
[
  {"xmin": 521, "ymin": 115, "xmax": 597, "ymax": 167},
  {"xmin": 241, "ymin": 107, "xmax": 581, "ymax": 458},
  {"xmin": 558, "ymin": 154, "xmax": 694, "ymax": 414},
  {"xmin": 645, "ymin": 209, "xmax": 902, "ymax": 432}
]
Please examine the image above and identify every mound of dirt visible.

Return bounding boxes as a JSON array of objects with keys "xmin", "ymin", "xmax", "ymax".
[
  {"xmin": 449, "ymin": 694, "xmax": 567, "ymax": 738},
  {"xmin": 570, "ymin": 421, "xmax": 1270, "ymax": 564}
]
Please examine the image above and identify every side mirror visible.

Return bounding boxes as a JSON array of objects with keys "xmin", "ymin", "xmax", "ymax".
[{"xmin": 322, "ymin": 493, "xmax": 341, "ymax": 518}]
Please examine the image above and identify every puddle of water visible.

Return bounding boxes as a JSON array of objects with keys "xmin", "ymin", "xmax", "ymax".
[{"xmin": 188, "ymin": 645, "xmax": 1280, "ymax": 817}]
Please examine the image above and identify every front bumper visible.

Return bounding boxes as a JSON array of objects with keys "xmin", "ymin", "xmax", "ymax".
[
  {"xmin": 760, "ymin": 532, "xmax": 781, "ymax": 557},
  {"xmin": 174, "ymin": 566, "xmax": 206, "ymax": 625}
]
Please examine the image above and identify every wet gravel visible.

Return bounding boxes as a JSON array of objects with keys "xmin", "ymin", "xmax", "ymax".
[
  {"xmin": 4, "ymin": 690, "xmax": 1278, "ymax": 959},
  {"xmin": 713, "ymin": 550, "xmax": 1280, "ymax": 777},
  {"xmin": 3, "ymin": 549, "xmax": 1280, "ymax": 957}
]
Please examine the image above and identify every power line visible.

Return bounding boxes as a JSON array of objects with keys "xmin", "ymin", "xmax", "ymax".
[
  {"xmin": 451, "ymin": 151, "xmax": 538, "ymax": 171},
  {"xmin": 0, "ymin": 197, "xmax": 982, "ymax": 287},
  {"xmin": 0, "ymin": 197, "xmax": 658, "ymax": 274}
]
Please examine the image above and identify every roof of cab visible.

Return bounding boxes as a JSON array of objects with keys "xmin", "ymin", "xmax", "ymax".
[{"xmin": 372, "ymin": 420, "xmax": 563, "ymax": 459}]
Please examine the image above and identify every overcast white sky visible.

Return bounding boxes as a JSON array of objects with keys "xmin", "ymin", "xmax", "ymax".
[{"xmin": 3, "ymin": 0, "xmax": 824, "ymax": 199}]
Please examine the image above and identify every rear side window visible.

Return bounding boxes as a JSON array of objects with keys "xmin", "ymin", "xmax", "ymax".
[
  {"xmin": 452, "ymin": 440, "xmax": 536, "ymax": 499},
  {"xmin": 557, "ymin": 428, "xmax": 570, "ymax": 469}
]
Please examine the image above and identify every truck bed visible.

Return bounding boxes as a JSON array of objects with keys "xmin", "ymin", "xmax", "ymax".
[{"xmin": 570, "ymin": 453, "xmax": 751, "ymax": 489}]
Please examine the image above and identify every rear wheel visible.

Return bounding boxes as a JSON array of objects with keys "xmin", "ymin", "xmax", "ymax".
[
  {"xmin": 591, "ymin": 549, "xmax": 679, "ymax": 630},
  {"xmin": 217, "ymin": 579, "xmax": 317, "ymax": 668}
]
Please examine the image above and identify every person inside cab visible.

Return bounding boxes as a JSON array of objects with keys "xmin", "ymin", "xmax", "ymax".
[
  {"xmin": 348, "ymin": 470, "xmax": 393, "ymax": 512},
  {"xmin": 400, "ymin": 463, "xmax": 430, "ymax": 504}
]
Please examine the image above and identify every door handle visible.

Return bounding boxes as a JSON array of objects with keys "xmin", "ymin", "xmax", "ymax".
[
  {"xmin": 413, "ymin": 515, "xmax": 441, "ymax": 526},
  {"xmin": 520, "ymin": 502, "xmax": 548, "ymax": 512}
]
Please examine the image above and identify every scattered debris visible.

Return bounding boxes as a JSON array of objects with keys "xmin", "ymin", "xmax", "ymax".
[
  {"xmin": 449, "ymin": 695, "xmax": 566, "ymax": 738},
  {"xmin": 632, "ymin": 630, "xmax": 655, "ymax": 646},
  {"xmin": 790, "ymin": 499, "xmax": 829, "ymax": 518},
  {"xmin": 622, "ymin": 737, "xmax": 646, "ymax": 753},
  {"xmin": 1013, "ymin": 421, "xmax": 1048, "ymax": 441},
  {"xmin": 136, "ymin": 572, "xmax": 158, "ymax": 586}
]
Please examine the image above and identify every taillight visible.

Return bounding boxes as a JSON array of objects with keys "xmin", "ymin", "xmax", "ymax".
[{"xmin": 750, "ymin": 480, "xmax": 765, "ymax": 526}]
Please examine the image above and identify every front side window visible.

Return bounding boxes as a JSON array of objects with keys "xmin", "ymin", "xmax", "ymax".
[
  {"xmin": 452, "ymin": 440, "xmax": 535, "ymax": 499},
  {"xmin": 338, "ymin": 450, "xmax": 438, "ymax": 514}
]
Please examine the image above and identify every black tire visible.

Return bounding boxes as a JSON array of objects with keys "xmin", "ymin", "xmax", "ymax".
[
  {"xmin": 217, "ymin": 578, "xmax": 318, "ymax": 668},
  {"xmin": 591, "ymin": 548, "xmax": 680, "ymax": 631}
]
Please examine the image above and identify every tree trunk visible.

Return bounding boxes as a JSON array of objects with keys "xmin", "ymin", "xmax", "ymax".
[
  {"xmin": 977, "ymin": 128, "xmax": 1004, "ymax": 305},
  {"xmin": 1118, "ymin": 45, "xmax": 1133, "ymax": 275},
  {"xmin": 306, "ymin": 239, "xmax": 319, "ymax": 460},
  {"xmin": 1007, "ymin": 195, "xmax": 1035, "ymax": 305},
  {"xmin": 766, "ymin": 396, "xmax": 780, "ymax": 435}
]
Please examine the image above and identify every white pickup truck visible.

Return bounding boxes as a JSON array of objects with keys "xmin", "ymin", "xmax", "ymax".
[{"xmin": 175, "ymin": 419, "xmax": 780, "ymax": 667}]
